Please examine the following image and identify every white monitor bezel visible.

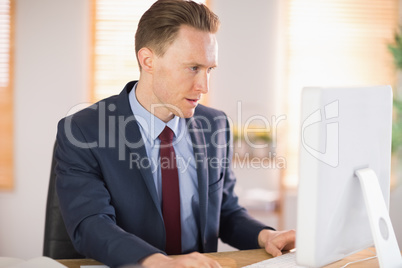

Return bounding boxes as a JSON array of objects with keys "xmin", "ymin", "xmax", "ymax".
[{"xmin": 296, "ymin": 86, "xmax": 393, "ymax": 267}]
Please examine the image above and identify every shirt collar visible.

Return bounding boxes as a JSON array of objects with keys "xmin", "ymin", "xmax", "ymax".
[{"xmin": 128, "ymin": 82, "xmax": 181, "ymax": 145}]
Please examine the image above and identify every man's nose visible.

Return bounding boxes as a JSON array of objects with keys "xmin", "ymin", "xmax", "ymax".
[{"xmin": 196, "ymin": 72, "xmax": 209, "ymax": 94}]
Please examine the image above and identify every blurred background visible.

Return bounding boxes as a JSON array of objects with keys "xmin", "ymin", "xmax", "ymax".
[{"xmin": 1, "ymin": 0, "xmax": 402, "ymax": 258}]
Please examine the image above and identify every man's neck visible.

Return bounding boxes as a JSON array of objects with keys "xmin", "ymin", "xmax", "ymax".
[{"xmin": 135, "ymin": 79, "xmax": 174, "ymax": 123}]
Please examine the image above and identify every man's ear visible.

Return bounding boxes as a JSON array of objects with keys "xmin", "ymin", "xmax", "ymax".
[{"xmin": 137, "ymin": 47, "xmax": 154, "ymax": 74}]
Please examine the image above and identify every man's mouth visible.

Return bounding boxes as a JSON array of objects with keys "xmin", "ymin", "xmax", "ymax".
[{"xmin": 186, "ymin": 98, "xmax": 200, "ymax": 106}]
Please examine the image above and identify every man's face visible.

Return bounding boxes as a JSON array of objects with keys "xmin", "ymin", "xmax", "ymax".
[{"xmin": 151, "ymin": 25, "xmax": 218, "ymax": 121}]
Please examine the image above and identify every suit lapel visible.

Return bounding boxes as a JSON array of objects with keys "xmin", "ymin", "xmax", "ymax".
[
  {"xmin": 115, "ymin": 82, "xmax": 162, "ymax": 218},
  {"xmin": 187, "ymin": 116, "xmax": 209, "ymax": 252}
]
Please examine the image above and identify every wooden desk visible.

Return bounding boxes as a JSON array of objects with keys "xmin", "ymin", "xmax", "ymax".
[{"xmin": 58, "ymin": 247, "xmax": 379, "ymax": 268}]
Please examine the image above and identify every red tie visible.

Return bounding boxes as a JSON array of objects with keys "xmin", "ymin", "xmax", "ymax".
[{"xmin": 159, "ymin": 126, "xmax": 182, "ymax": 255}]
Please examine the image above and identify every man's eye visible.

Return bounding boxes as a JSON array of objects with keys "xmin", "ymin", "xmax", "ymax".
[
  {"xmin": 190, "ymin": 66, "xmax": 198, "ymax": 71},
  {"xmin": 207, "ymin": 67, "xmax": 215, "ymax": 73}
]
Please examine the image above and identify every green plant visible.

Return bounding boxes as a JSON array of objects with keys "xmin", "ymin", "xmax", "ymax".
[
  {"xmin": 392, "ymin": 99, "xmax": 402, "ymax": 152},
  {"xmin": 388, "ymin": 30, "xmax": 402, "ymax": 69},
  {"xmin": 388, "ymin": 28, "xmax": 402, "ymax": 153}
]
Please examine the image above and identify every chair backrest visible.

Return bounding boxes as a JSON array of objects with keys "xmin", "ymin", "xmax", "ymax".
[{"xmin": 43, "ymin": 142, "xmax": 84, "ymax": 259}]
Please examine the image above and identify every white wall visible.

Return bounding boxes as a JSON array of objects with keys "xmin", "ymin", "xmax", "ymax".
[
  {"xmin": 0, "ymin": 0, "xmax": 90, "ymax": 259},
  {"xmin": 210, "ymin": 0, "xmax": 284, "ymax": 121}
]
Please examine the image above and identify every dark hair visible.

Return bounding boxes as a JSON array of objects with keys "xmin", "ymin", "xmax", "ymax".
[{"xmin": 135, "ymin": 0, "xmax": 220, "ymax": 63}]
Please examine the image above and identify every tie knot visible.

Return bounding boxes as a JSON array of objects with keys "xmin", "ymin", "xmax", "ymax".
[{"xmin": 159, "ymin": 126, "xmax": 174, "ymax": 143}]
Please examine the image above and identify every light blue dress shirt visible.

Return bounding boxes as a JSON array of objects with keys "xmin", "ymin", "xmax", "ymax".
[{"xmin": 128, "ymin": 84, "xmax": 200, "ymax": 253}]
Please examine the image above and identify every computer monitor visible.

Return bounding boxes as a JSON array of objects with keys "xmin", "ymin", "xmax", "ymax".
[{"xmin": 296, "ymin": 86, "xmax": 402, "ymax": 267}]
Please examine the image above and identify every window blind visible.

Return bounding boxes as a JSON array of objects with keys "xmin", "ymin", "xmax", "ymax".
[
  {"xmin": 283, "ymin": 0, "xmax": 398, "ymax": 187},
  {"xmin": 0, "ymin": 0, "xmax": 13, "ymax": 190},
  {"xmin": 91, "ymin": 0, "xmax": 155, "ymax": 102}
]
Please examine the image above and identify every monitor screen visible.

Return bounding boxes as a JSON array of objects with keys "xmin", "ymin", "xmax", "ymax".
[{"xmin": 296, "ymin": 86, "xmax": 393, "ymax": 267}]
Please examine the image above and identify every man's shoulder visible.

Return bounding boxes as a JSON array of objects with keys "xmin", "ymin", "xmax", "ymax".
[
  {"xmin": 59, "ymin": 94, "xmax": 120, "ymax": 126},
  {"xmin": 58, "ymin": 81, "xmax": 136, "ymax": 127}
]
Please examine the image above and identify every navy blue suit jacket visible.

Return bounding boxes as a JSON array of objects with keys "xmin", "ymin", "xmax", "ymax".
[{"xmin": 55, "ymin": 81, "xmax": 271, "ymax": 267}]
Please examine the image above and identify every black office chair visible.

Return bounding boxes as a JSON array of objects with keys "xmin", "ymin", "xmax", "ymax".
[{"xmin": 43, "ymin": 142, "xmax": 84, "ymax": 259}]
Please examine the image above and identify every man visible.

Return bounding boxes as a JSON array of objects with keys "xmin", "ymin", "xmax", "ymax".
[{"xmin": 55, "ymin": 1, "xmax": 295, "ymax": 267}]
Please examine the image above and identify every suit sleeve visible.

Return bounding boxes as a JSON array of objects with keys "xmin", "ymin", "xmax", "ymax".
[
  {"xmin": 218, "ymin": 116, "xmax": 275, "ymax": 249},
  {"xmin": 55, "ymin": 117, "xmax": 164, "ymax": 267}
]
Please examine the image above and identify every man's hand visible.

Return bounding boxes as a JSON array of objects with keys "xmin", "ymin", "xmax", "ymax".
[
  {"xmin": 140, "ymin": 252, "xmax": 222, "ymax": 268},
  {"xmin": 258, "ymin": 229, "xmax": 296, "ymax": 257}
]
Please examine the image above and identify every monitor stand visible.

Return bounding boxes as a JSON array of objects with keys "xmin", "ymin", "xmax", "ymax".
[{"xmin": 355, "ymin": 168, "xmax": 402, "ymax": 267}]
